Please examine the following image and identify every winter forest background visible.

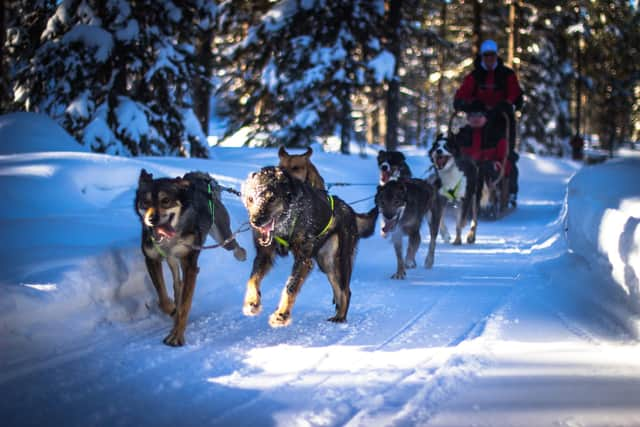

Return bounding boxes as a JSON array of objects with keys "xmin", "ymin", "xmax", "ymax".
[{"xmin": 1, "ymin": 0, "xmax": 639, "ymax": 157}]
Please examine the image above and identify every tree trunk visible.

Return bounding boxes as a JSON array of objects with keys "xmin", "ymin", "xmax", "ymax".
[
  {"xmin": 435, "ymin": 0, "xmax": 447, "ymax": 134},
  {"xmin": 340, "ymin": 87, "xmax": 351, "ymax": 154},
  {"xmin": 385, "ymin": 0, "xmax": 402, "ymax": 151},
  {"xmin": 0, "ymin": 0, "xmax": 7, "ymax": 113},
  {"xmin": 507, "ymin": 0, "xmax": 516, "ymax": 68},
  {"xmin": 193, "ymin": 27, "xmax": 215, "ymax": 137},
  {"xmin": 472, "ymin": 0, "xmax": 482, "ymax": 56}
]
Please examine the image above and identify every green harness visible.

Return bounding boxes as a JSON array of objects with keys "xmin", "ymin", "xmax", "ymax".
[
  {"xmin": 274, "ymin": 194, "xmax": 335, "ymax": 248},
  {"xmin": 441, "ymin": 178, "xmax": 462, "ymax": 202}
]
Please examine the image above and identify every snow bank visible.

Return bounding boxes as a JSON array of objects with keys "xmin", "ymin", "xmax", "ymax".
[
  {"xmin": 0, "ymin": 112, "xmax": 87, "ymax": 154},
  {"xmin": 566, "ymin": 157, "xmax": 640, "ymax": 335}
]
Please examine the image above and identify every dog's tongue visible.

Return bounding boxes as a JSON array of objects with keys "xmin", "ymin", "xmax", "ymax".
[
  {"xmin": 381, "ymin": 170, "xmax": 390, "ymax": 183},
  {"xmin": 155, "ymin": 225, "xmax": 176, "ymax": 239},
  {"xmin": 437, "ymin": 156, "xmax": 449, "ymax": 169},
  {"xmin": 257, "ymin": 218, "xmax": 275, "ymax": 244},
  {"xmin": 381, "ymin": 218, "xmax": 396, "ymax": 235}
]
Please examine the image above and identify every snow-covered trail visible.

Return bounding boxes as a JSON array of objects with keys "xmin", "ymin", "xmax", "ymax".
[{"xmin": 1, "ymin": 150, "xmax": 639, "ymax": 427}]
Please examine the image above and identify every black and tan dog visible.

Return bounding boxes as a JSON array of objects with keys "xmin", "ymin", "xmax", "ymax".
[
  {"xmin": 278, "ymin": 146, "xmax": 326, "ymax": 190},
  {"xmin": 135, "ymin": 169, "xmax": 246, "ymax": 346},
  {"xmin": 241, "ymin": 166, "xmax": 377, "ymax": 327},
  {"xmin": 376, "ymin": 179, "xmax": 443, "ymax": 279},
  {"xmin": 377, "ymin": 150, "xmax": 412, "ymax": 185},
  {"xmin": 428, "ymin": 135, "xmax": 480, "ymax": 245}
]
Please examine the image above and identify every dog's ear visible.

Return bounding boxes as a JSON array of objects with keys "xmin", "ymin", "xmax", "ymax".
[
  {"xmin": 139, "ymin": 169, "xmax": 152, "ymax": 185},
  {"xmin": 397, "ymin": 152, "xmax": 406, "ymax": 160},
  {"xmin": 304, "ymin": 146, "xmax": 313, "ymax": 158},
  {"xmin": 278, "ymin": 145, "xmax": 288, "ymax": 159}
]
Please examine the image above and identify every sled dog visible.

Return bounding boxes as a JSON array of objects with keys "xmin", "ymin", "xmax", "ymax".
[
  {"xmin": 278, "ymin": 146, "xmax": 326, "ymax": 190},
  {"xmin": 135, "ymin": 169, "xmax": 246, "ymax": 346},
  {"xmin": 377, "ymin": 150, "xmax": 412, "ymax": 185}
]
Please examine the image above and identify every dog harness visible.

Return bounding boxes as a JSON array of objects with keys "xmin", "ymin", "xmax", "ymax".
[
  {"xmin": 274, "ymin": 194, "xmax": 335, "ymax": 248},
  {"xmin": 441, "ymin": 178, "xmax": 462, "ymax": 201},
  {"xmin": 149, "ymin": 182, "xmax": 217, "ymax": 258}
]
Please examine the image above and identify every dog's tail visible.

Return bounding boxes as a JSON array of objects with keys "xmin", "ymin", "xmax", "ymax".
[{"xmin": 356, "ymin": 206, "xmax": 378, "ymax": 238}]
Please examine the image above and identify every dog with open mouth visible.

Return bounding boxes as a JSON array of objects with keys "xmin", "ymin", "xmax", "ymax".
[
  {"xmin": 428, "ymin": 134, "xmax": 481, "ymax": 245},
  {"xmin": 375, "ymin": 178, "xmax": 443, "ymax": 279},
  {"xmin": 241, "ymin": 166, "xmax": 377, "ymax": 327},
  {"xmin": 377, "ymin": 150, "xmax": 412, "ymax": 185},
  {"xmin": 135, "ymin": 169, "xmax": 246, "ymax": 346}
]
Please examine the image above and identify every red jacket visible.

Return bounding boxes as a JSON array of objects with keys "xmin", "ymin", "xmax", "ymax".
[
  {"xmin": 456, "ymin": 125, "xmax": 511, "ymax": 175},
  {"xmin": 454, "ymin": 57, "xmax": 522, "ymax": 110}
]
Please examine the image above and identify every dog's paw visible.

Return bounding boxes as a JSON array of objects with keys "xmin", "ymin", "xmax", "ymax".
[
  {"xmin": 268, "ymin": 311, "xmax": 291, "ymax": 327},
  {"xmin": 405, "ymin": 259, "xmax": 417, "ymax": 269},
  {"xmin": 327, "ymin": 315, "xmax": 347, "ymax": 323},
  {"xmin": 466, "ymin": 232, "xmax": 476, "ymax": 244},
  {"xmin": 391, "ymin": 270, "xmax": 406, "ymax": 280},
  {"xmin": 159, "ymin": 299, "xmax": 176, "ymax": 316},
  {"xmin": 243, "ymin": 302, "xmax": 262, "ymax": 316},
  {"xmin": 424, "ymin": 255, "xmax": 434, "ymax": 269},
  {"xmin": 452, "ymin": 236, "xmax": 462, "ymax": 245},
  {"xmin": 163, "ymin": 329, "xmax": 185, "ymax": 347},
  {"xmin": 234, "ymin": 246, "xmax": 247, "ymax": 262}
]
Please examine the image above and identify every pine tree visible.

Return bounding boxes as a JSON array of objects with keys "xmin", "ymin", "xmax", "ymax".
[
  {"xmin": 214, "ymin": 0, "xmax": 386, "ymax": 150},
  {"xmin": 10, "ymin": 0, "xmax": 212, "ymax": 157}
]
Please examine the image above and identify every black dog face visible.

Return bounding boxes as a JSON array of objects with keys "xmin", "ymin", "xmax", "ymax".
[
  {"xmin": 429, "ymin": 135, "xmax": 460, "ymax": 171},
  {"xmin": 377, "ymin": 150, "xmax": 408, "ymax": 184},
  {"xmin": 135, "ymin": 169, "xmax": 189, "ymax": 241},
  {"xmin": 375, "ymin": 180, "xmax": 407, "ymax": 237}
]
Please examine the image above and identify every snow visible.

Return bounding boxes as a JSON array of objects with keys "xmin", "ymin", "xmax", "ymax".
[
  {"xmin": 0, "ymin": 112, "xmax": 88, "ymax": 154},
  {"xmin": 61, "ymin": 24, "xmax": 114, "ymax": 62},
  {"xmin": 369, "ymin": 50, "xmax": 396, "ymax": 83},
  {"xmin": 1, "ymin": 114, "xmax": 640, "ymax": 426}
]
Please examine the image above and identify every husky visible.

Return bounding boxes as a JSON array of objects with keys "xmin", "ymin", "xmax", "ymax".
[
  {"xmin": 278, "ymin": 146, "xmax": 326, "ymax": 190},
  {"xmin": 375, "ymin": 179, "xmax": 443, "ymax": 279},
  {"xmin": 135, "ymin": 169, "xmax": 246, "ymax": 346},
  {"xmin": 377, "ymin": 150, "xmax": 412, "ymax": 185},
  {"xmin": 428, "ymin": 135, "xmax": 480, "ymax": 245},
  {"xmin": 241, "ymin": 166, "xmax": 377, "ymax": 327}
]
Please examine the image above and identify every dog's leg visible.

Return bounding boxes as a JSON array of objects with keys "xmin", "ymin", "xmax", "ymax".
[
  {"xmin": 144, "ymin": 256, "xmax": 175, "ymax": 315},
  {"xmin": 269, "ymin": 257, "xmax": 313, "ymax": 327},
  {"xmin": 425, "ymin": 206, "xmax": 441, "ymax": 269},
  {"xmin": 439, "ymin": 211, "xmax": 451, "ymax": 243},
  {"xmin": 211, "ymin": 198, "xmax": 246, "ymax": 261},
  {"xmin": 391, "ymin": 231, "xmax": 406, "ymax": 279},
  {"xmin": 166, "ymin": 256, "xmax": 182, "ymax": 313},
  {"xmin": 405, "ymin": 230, "xmax": 420, "ymax": 270},
  {"xmin": 243, "ymin": 244, "xmax": 275, "ymax": 316},
  {"xmin": 453, "ymin": 205, "xmax": 464, "ymax": 245},
  {"xmin": 466, "ymin": 195, "xmax": 478, "ymax": 244},
  {"xmin": 163, "ymin": 251, "xmax": 199, "ymax": 347}
]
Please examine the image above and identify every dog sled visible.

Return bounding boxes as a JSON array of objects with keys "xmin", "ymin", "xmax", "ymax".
[{"xmin": 444, "ymin": 108, "xmax": 516, "ymax": 220}]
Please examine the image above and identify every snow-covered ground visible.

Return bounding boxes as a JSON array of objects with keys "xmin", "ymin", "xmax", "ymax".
[{"xmin": 1, "ymin": 112, "xmax": 639, "ymax": 427}]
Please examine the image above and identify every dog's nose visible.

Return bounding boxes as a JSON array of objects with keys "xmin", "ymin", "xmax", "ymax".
[
  {"xmin": 436, "ymin": 148, "xmax": 443, "ymax": 155},
  {"xmin": 381, "ymin": 163, "xmax": 390, "ymax": 172}
]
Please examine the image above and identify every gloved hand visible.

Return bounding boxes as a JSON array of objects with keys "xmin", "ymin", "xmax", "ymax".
[
  {"xmin": 496, "ymin": 100, "xmax": 514, "ymax": 114},
  {"xmin": 453, "ymin": 99, "xmax": 468, "ymax": 113}
]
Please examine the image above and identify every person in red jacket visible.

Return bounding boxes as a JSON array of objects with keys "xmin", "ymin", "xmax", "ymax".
[
  {"xmin": 454, "ymin": 100, "xmax": 513, "ymax": 204},
  {"xmin": 454, "ymin": 39, "xmax": 522, "ymax": 207}
]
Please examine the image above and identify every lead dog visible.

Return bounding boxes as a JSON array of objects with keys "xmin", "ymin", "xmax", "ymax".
[
  {"xmin": 428, "ymin": 135, "xmax": 480, "ymax": 245},
  {"xmin": 135, "ymin": 169, "xmax": 246, "ymax": 346},
  {"xmin": 241, "ymin": 166, "xmax": 377, "ymax": 326},
  {"xmin": 278, "ymin": 146, "xmax": 326, "ymax": 190},
  {"xmin": 375, "ymin": 179, "xmax": 443, "ymax": 278}
]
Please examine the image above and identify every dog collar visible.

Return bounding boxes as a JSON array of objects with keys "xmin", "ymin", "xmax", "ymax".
[
  {"xmin": 150, "ymin": 234, "xmax": 168, "ymax": 258},
  {"xmin": 207, "ymin": 183, "xmax": 215, "ymax": 221},
  {"xmin": 441, "ymin": 178, "xmax": 462, "ymax": 201}
]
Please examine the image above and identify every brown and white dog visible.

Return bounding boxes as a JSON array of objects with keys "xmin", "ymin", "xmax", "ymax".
[{"xmin": 278, "ymin": 146, "xmax": 326, "ymax": 190}]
